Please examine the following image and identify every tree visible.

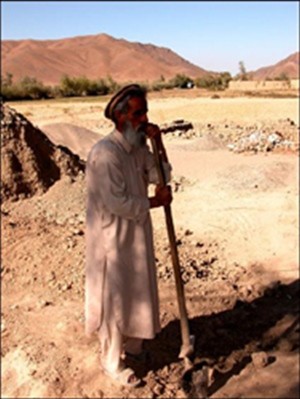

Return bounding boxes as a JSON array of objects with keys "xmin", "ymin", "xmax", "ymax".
[
  {"xmin": 1, "ymin": 75, "xmax": 51, "ymax": 100},
  {"xmin": 238, "ymin": 61, "xmax": 248, "ymax": 81},
  {"xmin": 168, "ymin": 74, "xmax": 193, "ymax": 89},
  {"xmin": 2, "ymin": 72, "xmax": 13, "ymax": 86},
  {"xmin": 19, "ymin": 76, "xmax": 51, "ymax": 99},
  {"xmin": 106, "ymin": 76, "xmax": 120, "ymax": 94},
  {"xmin": 194, "ymin": 72, "xmax": 232, "ymax": 91},
  {"xmin": 220, "ymin": 72, "xmax": 232, "ymax": 88}
]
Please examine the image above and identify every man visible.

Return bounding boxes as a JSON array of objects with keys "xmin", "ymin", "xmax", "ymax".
[{"xmin": 85, "ymin": 84, "xmax": 172, "ymax": 387}]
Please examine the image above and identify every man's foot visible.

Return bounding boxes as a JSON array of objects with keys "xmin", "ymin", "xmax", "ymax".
[{"xmin": 102, "ymin": 366, "xmax": 141, "ymax": 388}]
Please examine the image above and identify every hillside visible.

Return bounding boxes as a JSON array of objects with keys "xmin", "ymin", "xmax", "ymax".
[
  {"xmin": 1, "ymin": 33, "xmax": 298, "ymax": 86},
  {"xmin": 1, "ymin": 33, "xmax": 209, "ymax": 85},
  {"xmin": 250, "ymin": 52, "xmax": 299, "ymax": 80}
]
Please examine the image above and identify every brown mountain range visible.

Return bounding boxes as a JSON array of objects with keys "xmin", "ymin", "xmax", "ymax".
[
  {"xmin": 1, "ymin": 33, "xmax": 209, "ymax": 85},
  {"xmin": 1, "ymin": 33, "xmax": 298, "ymax": 85},
  {"xmin": 249, "ymin": 52, "xmax": 299, "ymax": 80}
]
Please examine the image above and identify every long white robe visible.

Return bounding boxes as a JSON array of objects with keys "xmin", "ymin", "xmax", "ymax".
[{"xmin": 85, "ymin": 129, "xmax": 171, "ymax": 340}]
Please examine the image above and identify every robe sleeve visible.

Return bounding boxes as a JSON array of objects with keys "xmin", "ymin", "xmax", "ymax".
[
  {"xmin": 143, "ymin": 145, "xmax": 172, "ymax": 185},
  {"xmin": 87, "ymin": 143, "xmax": 150, "ymax": 221}
]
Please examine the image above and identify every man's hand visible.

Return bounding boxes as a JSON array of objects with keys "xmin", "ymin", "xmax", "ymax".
[
  {"xmin": 145, "ymin": 122, "xmax": 169, "ymax": 164},
  {"xmin": 145, "ymin": 123, "xmax": 161, "ymax": 141},
  {"xmin": 149, "ymin": 185, "xmax": 172, "ymax": 208}
]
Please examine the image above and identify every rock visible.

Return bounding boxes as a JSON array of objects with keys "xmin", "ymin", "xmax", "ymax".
[
  {"xmin": 239, "ymin": 285, "xmax": 253, "ymax": 298},
  {"xmin": 160, "ymin": 120, "xmax": 194, "ymax": 136},
  {"xmin": 277, "ymin": 338, "xmax": 294, "ymax": 352},
  {"xmin": 72, "ymin": 228, "xmax": 84, "ymax": 236},
  {"xmin": 90, "ymin": 389, "xmax": 104, "ymax": 398},
  {"xmin": 227, "ymin": 127, "xmax": 297, "ymax": 154},
  {"xmin": 152, "ymin": 383, "xmax": 164, "ymax": 396},
  {"xmin": 61, "ymin": 282, "xmax": 73, "ymax": 291},
  {"xmin": 38, "ymin": 300, "xmax": 53, "ymax": 308},
  {"xmin": 251, "ymin": 351, "xmax": 270, "ymax": 368}
]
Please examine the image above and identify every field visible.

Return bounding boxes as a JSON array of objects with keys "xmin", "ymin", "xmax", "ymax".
[{"xmin": 1, "ymin": 91, "xmax": 299, "ymax": 398}]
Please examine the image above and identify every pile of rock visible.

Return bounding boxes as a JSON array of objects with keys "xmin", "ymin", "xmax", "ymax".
[
  {"xmin": 159, "ymin": 118, "xmax": 299, "ymax": 154},
  {"xmin": 1, "ymin": 104, "xmax": 85, "ymax": 203},
  {"xmin": 160, "ymin": 120, "xmax": 196, "ymax": 138},
  {"xmin": 227, "ymin": 130, "xmax": 298, "ymax": 153}
]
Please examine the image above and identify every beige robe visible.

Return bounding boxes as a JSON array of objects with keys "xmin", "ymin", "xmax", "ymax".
[{"xmin": 85, "ymin": 129, "xmax": 171, "ymax": 340}]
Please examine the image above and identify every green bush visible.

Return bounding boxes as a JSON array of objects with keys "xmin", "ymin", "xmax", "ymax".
[
  {"xmin": 1, "ymin": 75, "xmax": 52, "ymax": 100},
  {"xmin": 59, "ymin": 75, "xmax": 87, "ymax": 97},
  {"xmin": 274, "ymin": 73, "xmax": 290, "ymax": 83},
  {"xmin": 194, "ymin": 72, "xmax": 232, "ymax": 90},
  {"xmin": 58, "ymin": 75, "xmax": 118, "ymax": 97},
  {"xmin": 168, "ymin": 74, "xmax": 193, "ymax": 89},
  {"xmin": 1, "ymin": 83, "xmax": 24, "ymax": 101},
  {"xmin": 151, "ymin": 80, "xmax": 165, "ymax": 92},
  {"xmin": 19, "ymin": 76, "xmax": 52, "ymax": 99},
  {"xmin": 105, "ymin": 76, "xmax": 121, "ymax": 94},
  {"xmin": 1, "ymin": 71, "xmax": 233, "ymax": 101}
]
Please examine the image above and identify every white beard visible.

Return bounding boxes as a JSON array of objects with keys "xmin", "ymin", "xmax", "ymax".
[{"xmin": 123, "ymin": 121, "xmax": 146, "ymax": 148}]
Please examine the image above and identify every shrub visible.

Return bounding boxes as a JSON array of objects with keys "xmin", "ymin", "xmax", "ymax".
[
  {"xmin": 19, "ymin": 76, "xmax": 52, "ymax": 99},
  {"xmin": 194, "ymin": 72, "xmax": 232, "ymax": 91},
  {"xmin": 105, "ymin": 76, "xmax": 121, "ymax": 94},
  {"xmin": 274, "ymin": 73, "xmax": 291, "ymax": 85},
  {"xmin": 168, "ymin": 74, "xmax": 194, "ymax": 89},
  {"xmin": 1, "ymin": 74, "xmax": 52, "ymax": 100}
]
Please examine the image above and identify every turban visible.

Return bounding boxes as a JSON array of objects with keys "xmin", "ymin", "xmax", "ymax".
[{"xmin": 104, "ymin": 84, "xmax": 146, "ymax": 120}]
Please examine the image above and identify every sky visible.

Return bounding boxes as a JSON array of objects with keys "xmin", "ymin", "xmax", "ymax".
[{"xmin": 1, "ymin": 1, "xmax": 299, "ymax": 76}]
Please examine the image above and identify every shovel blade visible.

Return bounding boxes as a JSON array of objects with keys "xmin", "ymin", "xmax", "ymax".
[{"xmin": 179, "ymin": 334, "xmax": 195, "ymax": 359}]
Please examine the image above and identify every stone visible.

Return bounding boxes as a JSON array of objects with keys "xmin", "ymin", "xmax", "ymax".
[{"xmin": 251, "ymin": 351, "xmax": 270, "ymax": 368}]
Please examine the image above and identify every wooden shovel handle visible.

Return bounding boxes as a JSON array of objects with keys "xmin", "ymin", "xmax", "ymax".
[{"xmin": 150, "ymin": 137, "xmax": 192, "ymax": 354}]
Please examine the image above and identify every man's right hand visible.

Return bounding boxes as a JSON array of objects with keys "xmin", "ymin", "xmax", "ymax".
[
  {"xmin": 149, "ymin": 185, "xmax": 172, "ymax": 208},
  {"xmin": 145, "ymin": 123, "xmax": 161, "ymax": 141}
]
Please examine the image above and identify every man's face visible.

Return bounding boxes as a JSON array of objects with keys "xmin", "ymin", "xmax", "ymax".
[
  {"xmin": 121, "ymin": 96, "xmax": 149, "ymax": 148},
  {"xmin": 126, "ymin": 96, "xmax": 148, "ymax": 130}
]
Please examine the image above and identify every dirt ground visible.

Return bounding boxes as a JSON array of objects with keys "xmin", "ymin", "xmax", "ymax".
[{"xmin": 1, "ymin": 92, "xmax": 299, "ymax": 399}]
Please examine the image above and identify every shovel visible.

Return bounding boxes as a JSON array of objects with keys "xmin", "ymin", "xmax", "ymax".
[{"xmin": 150, "ymin": 136, "xmax": 195, "ymax": 366}]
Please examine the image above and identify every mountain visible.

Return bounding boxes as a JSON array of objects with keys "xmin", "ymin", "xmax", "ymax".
[
  {"xmin": 1, "ymin": 33, "xmax": 209, "ymax": 85},
  {"xmin": 250, "ymin": 52, "xmax": 299, "ymax": 80}
]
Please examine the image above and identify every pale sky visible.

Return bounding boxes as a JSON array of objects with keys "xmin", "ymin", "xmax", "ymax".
[{"xmin": 1, "ymin": 1, "xmax": 299, "ymax": 75}]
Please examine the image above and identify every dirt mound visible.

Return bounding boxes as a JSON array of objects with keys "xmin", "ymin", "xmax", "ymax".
[
  {"xmin": 216, "ymin": 161, "xmax": 295, "ymax": 192},
  {"xmin": 1, "ymin": 104, "xmax": 85, "ymax": 203},
  {"xmin": 40, "ymin": 123, "xmax": 101, "ymax": 161}
]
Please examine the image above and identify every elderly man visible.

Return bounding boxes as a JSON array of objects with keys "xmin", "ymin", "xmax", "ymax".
[{"xmin": 85, "ymin": 84, "xmax": 172, "ymax": 387}]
